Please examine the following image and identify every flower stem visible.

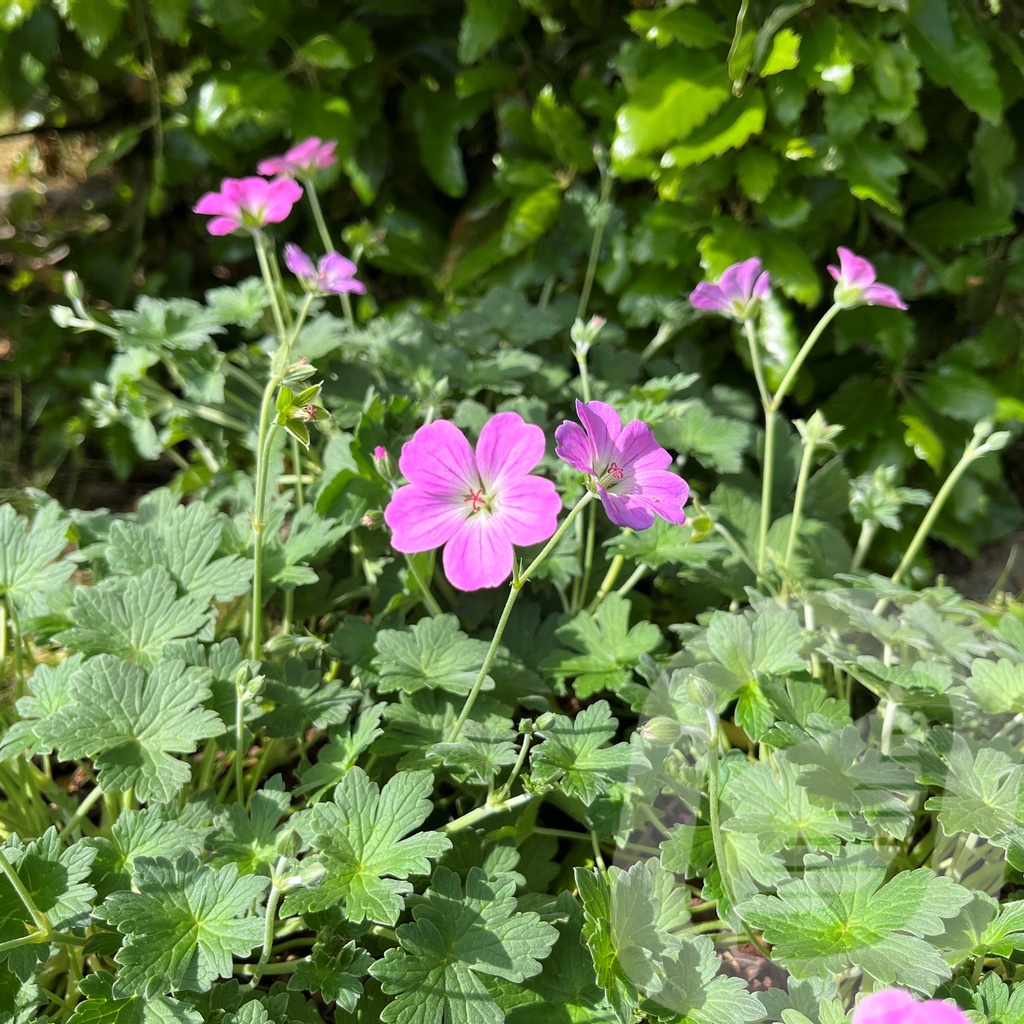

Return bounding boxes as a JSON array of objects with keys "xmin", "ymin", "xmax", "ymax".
[
  {"xmin": 851, "ymin": 520, "xmax": 877, "ymax": 572},
  {"xmin": 305, "ymin": 182, "xmax": 356, "ymax": 328},
  {"xmin": 576, "ymin": 171, "xmax": 612, "ymax": 325},
  {"xmin": 249, "ymin": 860, "xmax": 285, "ymax": 988},
  {"xmin": 447, "ymin": 491, "xmax": 595, "ymax": 742},
  {"xmin": 0, "ymin": 848, "xmax": 49, "ymax": 933},
  {"xmin": 442, "ymin": 792, "xmax": 534, "ymax": 833},
  {"xmin": 783, "ymin": 428, "xmax": 817, "ymax": 571},
  {"xmin": 767, "ymin": 304, "xmax": 842, "ymax": 414},
  {"xmin": 254, "ymin": 231, "xmax": 288, "ymax": 341},
  {"xmin": 588, "ymin": 552, "xmax": 626, "ymax": 613},
  {"xmin": 615, "ymin": 562, "xmax": 648, "ymax": 599},
  {"xmin": 756, "ymin": 408, "xmax": 777, "ymax": 578}
]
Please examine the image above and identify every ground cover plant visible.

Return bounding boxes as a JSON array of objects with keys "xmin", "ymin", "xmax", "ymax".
[{"xmin": 2, "ymin": 118, "xmax": 1024, "ymax": 1024}]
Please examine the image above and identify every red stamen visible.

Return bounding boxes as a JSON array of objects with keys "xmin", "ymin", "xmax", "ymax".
[
  {"xmin": 464, "ymin": 487, "xmax": 487, "ymax": 512},
  {"xmin": 607, "ymin": 461, "xmax": 624, "ymax": 479}
]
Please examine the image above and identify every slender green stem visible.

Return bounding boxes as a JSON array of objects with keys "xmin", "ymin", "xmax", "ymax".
[
  {"xmin": 576, "ymin": 350, "xmax": 593, "ymax": 406},
  {"xmin": 233, "ymin": 682, "xmax": 249, "ymax": 806},
  {"xmin": 783, "ymin": 430, "xmax": 817, "ymax": 571},
  {"xmin": 756, "ymin": 408, "xmax": 777, "ymax": 578},
  {"xmin": 447, "ymin": 491, "xmax": 595, "ymax": 742},
  {"xmin": 6, "ymin": 599, "xmax": 24, "ymax": 701},
  {"xmin": 404, "ymin": 555, "xmax": 443, "ymax": 617},
  {"xmin": 254, "ymin": 231, "xmax": 288, "ymax": 341},
  {"xmin": 0, "ymin": 599, "xmax": 7, "ymax": 684},
  {"xmin": 57, "ymin": 786, "xmax": 104, "ymax": 841},
  {"xmin": 851, "ymin": 520, "xmax": 877, "ymax": 572},
  {"xmin": 291, "ymin": 435, "xmax": 305, "ymax": 510},
  {"xmin": 576, "ymin": 172, "xmax": 612, "ymax": 324},
  {"xmin": 742, "ymin": 318, "xmax": 770, "ymax": 409},
  {"xmin": 249, "ymin": 861, "xmax": 285, "ymax": 988},
  {"xmin": 305, "ymin": 182, "xmax": 356, "ymax": 328},
  {"xmin": 234, "ymin": 960, "xmax": 298, "ymax": 977},
  {"xmin": 588, "ymin": 552, "xmax": 626, "ymax": 613},
  {"xmin": 768, "ymin": 304, "xmax": 842, "ymax": 413},
  {"xmin": 615, "ymin": 562, "xmax": 648, "ymax": 599},
  {"xmin": 0, "ymin": 848, "xmax": 50, "ymax": 932},
  {"xmin": 494, "ymin": 728, "xmax": 533, "ymax": 801},
  {"xmin": 573, "ymin": 502, "xmax": 597, "ymax": 612},
  {"xmin": 442, "ymin": 792, "xmax": 534, "ymax": 833},
  {"xmin": 879, "ymin": 698, "xmax": 899, "ymax": 756}
]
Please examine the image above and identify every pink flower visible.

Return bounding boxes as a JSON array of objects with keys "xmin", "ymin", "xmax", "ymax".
[
  {"xmin": 283, "ymin": 244, "xmax": 366, "ymax": 295},
  {"xmin": 828, "ymin": 247, "xmax": 907, "ymax": 310},
  {"xmin": 193, "ymin": 177, "xmax": 303, "ymax": 236},
  {"xmin": 852, "ymin": 990, "xmax": 969, "ymax": 1024},
  {"xmin": 689, "ymin": 258, "xmax": 771, "ymax": 321},
  {"xmin": 384, "ymin": 414, "xmax": 561, "ymax": 591},
  {"xmin": 555, "ymin": 400, "xmax": 689, "ymax": 530},
  {"xmin": 257, "ymin": 138, "xmax": 338, "ymax": 178}
]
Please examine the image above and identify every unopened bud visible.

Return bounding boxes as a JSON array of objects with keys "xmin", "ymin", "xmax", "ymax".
[
  {"xmin": 372, "ymin": 445, "xmax": 393, "ymax": 479},
  {"xmin": 361, "ymin": 509, "xmax": 383, "ymax": 528},
  {"xmin": 62, "ymin": 271, "xmax": 84, "ymax": 302},
  {"xmin": 275, "ymin": 827, "xmax": 302, "ymax": 859},
  {"xmin": 638, "ymin": 716, "xmax": 683, "ymax": 744},
  {"xmin": 570, "ymin": 315, "xmax": 607, "ymax": 352}
]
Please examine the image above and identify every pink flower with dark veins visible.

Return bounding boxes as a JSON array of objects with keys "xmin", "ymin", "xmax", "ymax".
[
  {"xmin": 193, "ymin": 177, "xmax": 303, "ymax": 236},
  {"xmin": 257, "ymin": 137, "xmax": 338, "ymax": 178},
  {"xmin": 689, "ymin": 258, "xmax": 771, "ymax": 321},
  {"xmin": 384, "ymin": 414, "xmax": 561, "ymax": 591},
  {"xmin": 851, "ymin": 990, "xmax": 969, "ymax": 1024},
  {"xmin": 828, "ymin": 247, "xmax": 908, "ymax": 310},
  {"xmin": 283, "ymin": 244, "xmax": 366, "ymax": 295},
  {"xmin": 555, "ymin": 400, "xmax": 689, "ymax": 530}
]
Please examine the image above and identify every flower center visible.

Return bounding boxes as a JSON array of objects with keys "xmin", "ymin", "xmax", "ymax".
[
  {"xmin": 463, "ymin": 487, "xmax": 491, "ymax": 515},
  {"xmin": 607, "ymin": 462, "xmax": 624, "ymax": 479}
]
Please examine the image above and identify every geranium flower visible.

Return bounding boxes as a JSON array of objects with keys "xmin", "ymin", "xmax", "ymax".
[
  {"xmin": 828, "ymin": 247, "xmax": 907, "ymax": 309},
  {"xmin": 554, "ymin": 400, "xmax": 689, "ymax": 530},
  {"xmin": 193, "ymin": 177, "xmax": 303, "ymax": 236},
  {"xmin": 257, "ymin": 137, "xmax": 338, "ymax": 178},
  {"xmin": 689, "ymin": 257, "xmax": 771, "ymax": 320},
  {"xmin": 283, "ymin": 244, "xmax": 366, "ymax": 294},
  {"xmin": 384, "ymin": 414, "xmax": 561, "ymax": 591},
  {"xmin": 852, "ymin": 990, "xmax": 969, "ymax": 1024}
]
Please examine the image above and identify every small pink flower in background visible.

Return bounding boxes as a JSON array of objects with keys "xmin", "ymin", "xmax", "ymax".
[
  {"xmin": 689, "ymin": 257, "xmax": 771, "ymax": 321},
  {"xmin": 852, "ymin": 990, "xmax": 969, "ymax": 1024},
  {"xmin": 555, "ymin": 400, "xmax": 689, "ymax": 530},
  {"xmin": 384, "ymin": 414, "xmax": 561, "ymax": 591},
  {"xmin": 283, "ymin": 243, "xmax": 366, "ymax": 295},
  {"xmin": 828, "ymin": 247, "xmax": 907, "ymax": 310},
  {"xmin": 257, "ymin": 138, "xmax": 338, "ymax": 178},
  {"xmin": 193, "ymin": 177, "xmax": 303, "ymax": 235}
]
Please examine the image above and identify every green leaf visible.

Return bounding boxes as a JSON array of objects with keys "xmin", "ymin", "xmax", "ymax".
[
  {"xmin": 297, "ymin": 704, "xmax": 386, "ymax": 798},
  {"xmin": 87, "ymin": 808, "xmax": 202, "ymax": 901},
  {"xmin": 906, "ymin": 0, "xmax": 1003, "ymax": 124},
  {"xmin": 282, "ymin": 768, "xmax": 450, "ymax": 925},
  {"xmin": 657, "ymin": 403, "xmax": 752, "ymax": 475},
  {"xmin": 0, "ymin": 653, "xmax": 84, "ymax": 760},
  {"xmin": 967, "ymin": 657, "xmax": 1024, "ymax": 713},
  {"xmin": 287, "ymin": 942, "xmax": 374, "ymax": 1013},
  {"xmin": 532, "ymin": 85, "xmax": 595, "ymax": 171},
  {"xmin": 662, "ymin": 91, "xmax": 766, "ymax": 171},
  {"xmin": 0, "ymin": 502, "xmax": 74, "ymax": 614},
  {"xmin": 70, "ymin": 972, "xmax": 201, "ymax": 1024},
  {"xmin": 403, "ymin": 86, "xmax": 489, "ymax": 197},
  {"xmin": 373, "ymin": 614, "xmax": 493, "ymax": 695},
  {"xmin": 723, "ymin": 750, "xmax": 871, "ymax": 855},
  {"xmin": 53, "ymin": 0, "xmax": 127, "ymax": 57},
  {"xmin": 612, "ymin": 46, "xmax": 731, "ymax": 162},
  {"xmin": 760, "ymin": 27, "xmax": 801, "ymax": 75},
  {"xmin": 740, "ymin": 846, "xmax": 973, "ymax": 991},
  {"xmin": 736, "ymin": 147, "xmax": 779, "ymax": 203},
  {"xmin": 105, "ymin": 496, "xmax": 250, "ymax": 604},
  {"xmin": 705, "ymin": 607, "xmax": 805, "ymax": 690},
  {"xmin": 209, "ymin": 777, "xmax": 290, "ymax": 875},
  {"xmin": 900, "ymin": 414, "xmax": 944, "ymax": 473},
  {"xmin": 370, "ymin": 866, "xmax": 558, "ymax": 1024},
  {"xmin": 205, "ymin": 279, "xmax": 271, "ymax": 329},
  {"xmin": 458, "ymin": 0, "xmax": 517, "ymax": 64},
  {"xmin": 501, "ymin": 183, "xmax": 563, "ymax": 255},
  {"xmin": 531, "ymin": 700, "xmax": 650, "ymax": 805},
  {"xmin": 148, "ymin": 0, "xmax": 191, "ymax": 38},
  {"xmin": 45, "ymin": 655, "xmax": 223, "ymax": 802},
  {"xmin": 603, "ymin": 518, "xmax": 712, "ymax": 571},
  {"xmin": 542, "ymin": 594, "xmax": 663, "ymax": 698},
  {"xmin": 56, "ymin": 567, "xmax": 212, "ymax": 665},
  {"xmin": 99, "ymin": 853, "xmax": 268, "ymax": 998},
  {"xmin": 430, "ymin": 717, "xmax": 519, "ymax": 785},
  {"xmin": 111, "ymin": 297, "xmax": 226, "ymax": 352},
  {"xmin": 910, "ymin": 199, "xmax": 1013, "ymax": 250},
  {"xmin": 839, "ymin": 133, "xmax": 906, "ymax": 214},
  {"xmin": 576, "ymin": 861, "xmax": 676, "ymax": 1023},
  {"xmin": 0, "ymin": 828, "xmax": 96, "ymax": 979},
  {"xmin": 938, "ymin": 894, "xmax": 1024, "ymax": 965},
  {"xmin": 786, "ymin": 726, "xmax": 918, "ymax": 838}
]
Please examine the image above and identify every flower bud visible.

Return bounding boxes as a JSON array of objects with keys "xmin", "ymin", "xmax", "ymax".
[
  {"xmin": 62, "ymin": 271, "xmax": 84, "ymax": 302},
  {"xmin": 275, "ymin": 827, "xmax": 302, "ymax": 859},
  {"xmin": 638, "ymin": 716, "xmax": 683, "ymax": 744},
  {"xmin": 372, "ymin": 445, "xmax": 393, "ymax": 479}
]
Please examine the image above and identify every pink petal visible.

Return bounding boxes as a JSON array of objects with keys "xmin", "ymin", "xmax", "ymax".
[
  {"xmin": 689, "ymin": 281, "xmax": 728, "ymax": 312},
  {"xmin": 599, "ymin": 488, "xmax": 656, "ymax": 530},
  {"xmin": 476, "ymin": 413, "xmax": 546, "ymax": 489},
  {"xmin": 490, "ymin": 477, "xmax": 561, "ymax": 547},
  {"xmin": 723, "ymin": 257, "xmax": 763, "ymax": 299},
  {"xmin": 384, "ymin": 486, "xmax": 464, "ymax": 552},
  {"xmin": 863, "ymin": 283, "xmax": 908, "ymax": 310},
  {"xmin": 314, "ymin": 139, "xmax": 338, "ymax": 167},
  {"xmin": 554, "ymin": 421, "xmax": 597, "ymax": 475},
  {"xmin": 852, "ymin": 990, "xmax": 918, "ymax": 1024},
  {"xmin": 632, "ymin": 469, "xmax": 690, "ymax": 524},
  {"xmin": 836, "ymin": 246, "xmax": 877, "ymax": 289},
  {"xmin": 443, "ymin": 518, "xmax": 514, "ymax": 591},
  {"xmin": 285, "ymin": 138, "xmax": 321, "ymax": 166},
  {"xmin": 319, "ymin": 253, "xmax": 366, "ymax": 294},
  {"xmin": 256, "ymin": 156, "xmax": 289, "ymax": 176},
  {"xmin": 193, "ymin": 191, "xmax": 236, "ymax": 216},
  {"xmin": 912, "ymin": 1001, "xmax": 971, "ymax": 1024},
  {"xmin": 753, "ymin": 270, "xmax": 771, "ymax": 299},
  {"xmin": 207, "ymin": 216, "xmax": 242, "ymax": 235},
  {"xmin": 284, "ymin": 244, "xmax": 316, "ymax": 279},
  {"xmin": 615, "ymin": 420, "xmax": 670, "ymax": 474},
  {"xmin": 223, "ymin": 177, "xmax": 268, "ymax": 209},
  {"xmin": 398, "ymin": 420, "xmax": 477, "ymax": 496},
  {"xmin": 262, "ymin": 178, "xmax": 303, "ymax": 222},
  {"xmin": 576, "ymin": 400, "xmax": 622, "ymax": 465}
]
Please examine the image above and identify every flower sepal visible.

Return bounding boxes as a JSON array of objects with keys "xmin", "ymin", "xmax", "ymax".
[{"xmin": 275, "ymin": 382, "xmax": 328, "ymax": 448}]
